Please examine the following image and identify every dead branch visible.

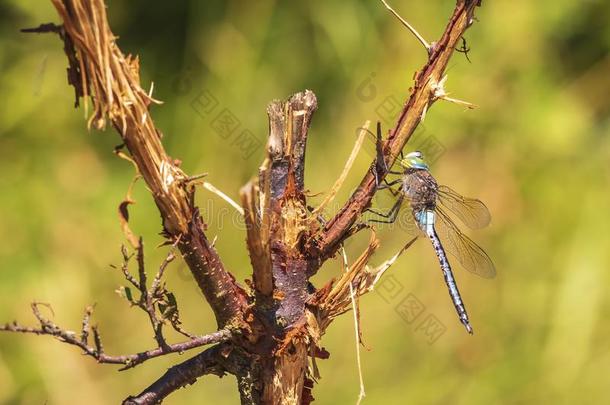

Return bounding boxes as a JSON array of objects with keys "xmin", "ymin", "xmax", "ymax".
[
  {"xmin": 9, "ymin": 0, "xmax": 485, "ymax": 402},
  {"xmin": 122, "ymin": 344, "xmax": 234, "ymax": 405},
  {"xmin": 112, "ymin": 242, "xmax": 194, "ymax": 343},
  {"xmin": 1, "ymin": 240, "xmax": 232, "ymax": 371},
  {"xmin": 0, "ymin": 303, "xmax": 231, "ymax": 370},
  {"xmin": 42, "ymin": 0, "xmax": 248, "ymax": 328}
]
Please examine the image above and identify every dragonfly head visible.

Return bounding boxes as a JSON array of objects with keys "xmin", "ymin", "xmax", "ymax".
[{"xmin": 400, "ymin": 151, "xmax": 430, "ymax": 171}]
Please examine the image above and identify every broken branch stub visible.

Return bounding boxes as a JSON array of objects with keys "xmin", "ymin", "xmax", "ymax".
[
  {"xmin": 242, "ymin": 91, "xmax": 319, "ymax": 314},
  {"xmin": 240, "ymin": 91, "xmax": 320, "ymax": 404},
  {"xmin": 47, "ymin": 0, "xmax": 248, "ymax": 328},
  {"xmin": 266, "ymin": 91, "xmax": 317, "ymax": 326}
]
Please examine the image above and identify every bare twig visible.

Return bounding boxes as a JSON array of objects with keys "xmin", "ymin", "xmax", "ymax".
[
  {"xmin": 0, "ymin": 240, "xmax": 222, "ymax": 371},
  {"xmin": 21, "ymin": 23, "xmax": 63, "ymax": 34},
  {"xmin": 0, "ymin": 305, "xmax": 231, "ymax": 370},
  {"xmin": 368, "ymin": 238, "xmax": 419, "ymax": 289},
  {"xmin": 123, "ymin": 344, "xmax": 232, "ymax": 405},
  {"xmin": 135, "ymin": 241, "xmax": 166, "ymax": 347},
  {"xmin": 80, "ymin": 304, "xmax": 94, "ymax": 344},
  {"xmin": 150, "ymin": 250, "xmax": 175, "ymax": 298},
  {"xmin": 313, "ymin": 121, "xmax": 370, "ymax": 216},
  {"xmin": 114, "ymin": 245, "xmax": 139, "ymax": 288},
  {"xmin": 113, "ymin": 242, "xmax": 194, "ymax": 342},
  {"xmin": 380, "ymin": 0, "xmax": 432, "ymax": 52}
]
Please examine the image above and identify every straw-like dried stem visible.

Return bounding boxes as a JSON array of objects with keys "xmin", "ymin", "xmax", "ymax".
[{"xmin": 44, "ymin": 0, "xmax": 248, "ymax": 328}]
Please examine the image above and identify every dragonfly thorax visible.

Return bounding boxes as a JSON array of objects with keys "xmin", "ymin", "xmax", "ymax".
[{"xmin": 401, "ymin": 168, "xmax": 439, "ymax": 212}]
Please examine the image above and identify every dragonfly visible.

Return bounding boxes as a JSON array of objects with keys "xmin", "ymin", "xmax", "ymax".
[{"xmin": 367, "ymin": 125, "xmax": 495, "ymax": 334}]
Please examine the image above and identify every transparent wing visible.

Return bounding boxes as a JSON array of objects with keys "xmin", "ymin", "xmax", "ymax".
[
  {"xmin": 397, "ymin": 207, "xmax": 423, "ymax": 238},
  {"xmin": 437, "ymin": 185, "xmax": 491, "ymax": 229},
  {"xmin": 434, "ymin": 207, "xmax": 496, "ymax": 279}
]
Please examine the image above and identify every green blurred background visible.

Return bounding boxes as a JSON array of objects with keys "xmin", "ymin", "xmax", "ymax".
[{"xmin": 1, "ymin": 0, "xmax": 609, "ymax": 404}]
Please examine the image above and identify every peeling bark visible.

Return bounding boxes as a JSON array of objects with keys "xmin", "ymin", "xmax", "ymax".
[{"xmin": 240, "ymin": 92, "xmax": 318, "ymax": 404}]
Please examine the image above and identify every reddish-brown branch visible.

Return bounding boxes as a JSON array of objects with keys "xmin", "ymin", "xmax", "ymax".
[
  {"xmin": 123, "ymin": 344, "xmax": 231, "ymax": 405},
  {"xmin": 314, "ymin": 0, "xmax": 481, "ymax": 262},
  {"xmin": 117, "ymin": 330, "xmax": 231, "ymax": 370}
]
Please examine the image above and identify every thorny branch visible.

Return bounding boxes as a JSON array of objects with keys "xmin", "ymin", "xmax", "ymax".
[{"xmin": 312, "ymin": 0, "xmax": 481, "ymax": 264}]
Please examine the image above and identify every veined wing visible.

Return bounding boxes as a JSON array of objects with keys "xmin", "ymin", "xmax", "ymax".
[
  {"xmin": 398, "ymin": 207, "xmax": 424, "ymax": 238},
  {"xmin": 437, "ymin": 185, "xmax": 491, "ymax": 230},
  {"xmin": 434, "ymin": 207, "xmax": 496, "ymax": 279}
]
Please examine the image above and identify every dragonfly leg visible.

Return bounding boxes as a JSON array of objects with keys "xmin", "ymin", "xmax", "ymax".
[
  {"xmin": 367, "ymin": 196, "xmax": 403, "ymax": 224},
  {"xmin": 378, "ymin": 184, "xmax": 402, "ymax": 199},
  {"xmin": 377, "ymin": 178, "xmax": 402, "ymax": 191},
  {"xmin": 388, "ymin": 188, "xmax": 401, "ymax": 197}
]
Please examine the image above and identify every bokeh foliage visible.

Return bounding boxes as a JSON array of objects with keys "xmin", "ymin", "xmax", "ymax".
[{"xmin": 1, "ymin": 0, "xmax": 609, "ymax": 404}]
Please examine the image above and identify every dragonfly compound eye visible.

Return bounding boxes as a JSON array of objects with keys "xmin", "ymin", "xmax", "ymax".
[{"xmin": 401, "ymin": 151, "xmax": 430, "ymax": 171}]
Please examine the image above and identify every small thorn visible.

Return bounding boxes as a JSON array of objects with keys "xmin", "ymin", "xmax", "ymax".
[
  {"xmin": 184, "ymin": 173, "xmax": 209, "ymax": 184},
  {"xmin": 21, "ymin": 23, "xmax": 63, "ymax": 35},
  {"xmin": 430, "ymin": 75, "xmax": 478, "ymax": 109},
  {"xmin": 380, "ymin": 0, "xmax": 431, "ymax": 54}
]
